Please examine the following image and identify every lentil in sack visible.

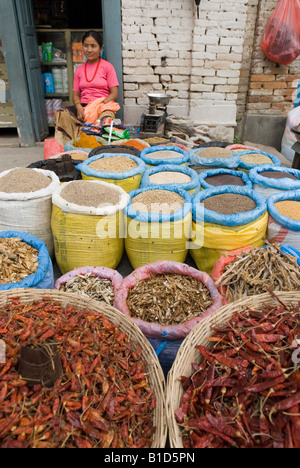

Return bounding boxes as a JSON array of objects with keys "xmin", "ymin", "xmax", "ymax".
[
  {"xmin": 249, "ymin": 165, "xmax": 300, "ymax": 198},
  {"xmin": 199, "ymin": 168, "xmax": 252, "ymax": 190},
  {"xmin": 190, "ymin": 186, "xmax": 268, "ymax": 274}
]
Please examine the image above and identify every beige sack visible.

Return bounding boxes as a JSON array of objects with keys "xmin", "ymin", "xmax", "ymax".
[{"xmin": 54, "ymin": 109, "xmax": 82, "ymax": 147}]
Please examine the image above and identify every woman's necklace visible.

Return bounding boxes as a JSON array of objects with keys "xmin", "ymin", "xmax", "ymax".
[{"xmin": 84, "ymin": 59, "xmax": 101, "ymax": 83}]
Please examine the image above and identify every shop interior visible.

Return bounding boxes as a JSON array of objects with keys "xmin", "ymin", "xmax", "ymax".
[{"xmin": 33, "ymin": 0, "xmax": 103, "ymax": 29}]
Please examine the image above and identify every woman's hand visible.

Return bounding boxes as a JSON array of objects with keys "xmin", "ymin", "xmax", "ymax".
[{"xmin": 76, "ymin": 103, "xmax": 85, "ymax": 122}]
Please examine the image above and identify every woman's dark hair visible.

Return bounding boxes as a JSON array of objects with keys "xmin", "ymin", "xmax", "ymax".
[{"xmin": 82, "ymin": 31, "xmax": 103, "ymax": 48}]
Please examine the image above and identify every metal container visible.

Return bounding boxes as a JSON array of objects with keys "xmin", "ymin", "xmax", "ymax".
[{"xmin": 147, "ymin": 93, "xmax": 172, "ymax": 108}]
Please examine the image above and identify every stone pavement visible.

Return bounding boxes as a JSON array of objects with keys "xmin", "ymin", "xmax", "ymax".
[{"xmin": 0, "ymin": 130, "xmax": 44, "ymax": 171}]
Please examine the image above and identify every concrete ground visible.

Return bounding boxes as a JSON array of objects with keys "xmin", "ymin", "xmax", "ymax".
[{"xmin": 0, "ymin": 129, "xmax": 44, "ymax": 170}]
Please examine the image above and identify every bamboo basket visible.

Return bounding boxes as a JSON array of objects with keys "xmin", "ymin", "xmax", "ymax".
[
  {"xmin": 166, "ymin": 291, "xmax": 300, "ymax": 449},
  {"xmin": 0, "ymin": 288, "xmax": 167, "ymax": 449}
]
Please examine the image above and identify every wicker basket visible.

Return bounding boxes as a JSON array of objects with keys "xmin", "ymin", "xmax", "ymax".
[
  {"xmin": 0, "ymin": 288, "xmax": 167, "ymax": 449},
  {"xmin": 166, "ymin": 291, "xmax": 300, "ymax": 449}
]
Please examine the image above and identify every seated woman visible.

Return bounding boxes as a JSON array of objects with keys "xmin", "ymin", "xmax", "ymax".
[{"xmin": 54, "ymin": 30, "xmax": 119, "ymax": 146}]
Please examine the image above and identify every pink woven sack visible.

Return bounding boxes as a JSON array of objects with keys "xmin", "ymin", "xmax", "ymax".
[
  {"xmin": 54, "ymin": 266, "xmax": 123, "ymax": 307},
  {"xmin": 114, "ymin": 261, "xmax": 224, "ymax": 341}
]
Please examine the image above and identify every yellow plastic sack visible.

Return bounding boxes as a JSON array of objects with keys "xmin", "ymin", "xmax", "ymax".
[
  {"xmin": 51, "ymin": 181, "xmax": 129, "ymax": 274},
  {"xmin": 125, "ymin": 213, "xmax": 192, "ymax": 269},
  {"xmin": 77, "ymin": 154, "xmax": 147, "ymax": 194},
  {"xmin": 81, "ymin": 173, "xmax": 143, "ymax": 194},
  {"xmin": 124, "ymin": 185, "xmax": 193, "ymax": 270},
  {"xmin": 190, "ymin": 212, "xmax": 269, "ymax": 274}
]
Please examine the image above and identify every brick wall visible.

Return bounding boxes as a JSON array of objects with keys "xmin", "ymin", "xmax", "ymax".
[
  {"xmin": 121, "ymin": 0, "xmax": 300, "ymax": 133},
  {"xmin": 121, "ymin": 0, "xmax": 250, "ymax": 132},
  {"xmin": 246, "ymin": 0, "xmax": 300, "ymax": 117}
]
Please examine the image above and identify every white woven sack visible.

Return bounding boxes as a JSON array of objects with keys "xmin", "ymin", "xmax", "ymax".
[
  {"xmin": 267, "ymin": 215, "xmax": 300, "ymax": 251},
  {"xmin": 253, "ymin": 184, "xmax": 300, "ymax": 199},
  {"xmin": 0, "ymin": 169, "xmax": 60, "ymax": 257},
  {"xmin": 52, "ymin": 180, "xmax": 130, "ymax": 216}
]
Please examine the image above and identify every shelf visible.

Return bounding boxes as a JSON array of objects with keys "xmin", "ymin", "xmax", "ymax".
[
  {"xmin": 45, "ymin": 93, "xmax": 69, "ymax": 98},
  {"xmin": 41, "ymin": 61, "xmax": 67, "ymax": 66},
  {"xmin": 36, "ymin": 28, "xmax": 103, "ymax": 33}
]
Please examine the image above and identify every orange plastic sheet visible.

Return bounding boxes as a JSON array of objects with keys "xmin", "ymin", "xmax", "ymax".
[{"xmin": 84, "ymin": 98, "xmax": 120, "ymax": 123}]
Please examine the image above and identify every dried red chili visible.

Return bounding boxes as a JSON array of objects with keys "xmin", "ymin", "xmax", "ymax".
[
  {"xmin": 0, "ymin": 297, "xmax": 156, "ymax": 448},
  {"xmin": 175, "ymin": 294, "xmax": 300, "ymax": 448}
]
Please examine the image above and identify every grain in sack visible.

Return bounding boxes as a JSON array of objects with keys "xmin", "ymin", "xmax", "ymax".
[
  {"xmin": 189, "ymin": 147, "xmax": 240, "ymax": 171},
  {"xmin": 236, "ymin": 150, "xmax": 282, "ymax": 173},
  {"xmin": 124, "ymin": 186, "xmax": 192, "ymax": 269},
  {"xmin": 76, "ymin": 153, "xmax": 146, "ymax": 193},
  {"xmin": 140, "ymin": 146, "xmax": 189, "ymax": 167},
  {"xmin": 141, "ymin": 164, "xmax": 200, "ymax": 195},
  {"xmin": 51, "ymin": 180, "xmax": 129, "ymax": 274},
  {"xmin": 0, "ymin": 168, "xmax": 60, "ymax": 257},
  {"xmin": 267, "ymin": 190, "xmax": 300, "ymax": 250}
]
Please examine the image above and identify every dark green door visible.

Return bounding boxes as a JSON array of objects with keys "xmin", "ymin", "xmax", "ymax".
[
  {"xmin": 15, "ymin": 0, "xmax": 48, "ymax": 141},
  {"xmin": 0, "ymin": 0, "xmax": 48, "ymax": 145}
]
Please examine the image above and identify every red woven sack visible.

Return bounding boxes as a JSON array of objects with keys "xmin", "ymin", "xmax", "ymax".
[{"xmin": 261, "ymin": 0, "xmax": 300, "ymax": 65}]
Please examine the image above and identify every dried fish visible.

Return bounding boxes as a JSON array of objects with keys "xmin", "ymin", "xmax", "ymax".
[
  {"xmin": 0, "ymin": 237, "xmax": 39, "ymax": 284},
  {"xmin": 58, "ymin": 273, "xmax": 115, "ymax": 305},
  {"xmin": 126, "ymin": 274, "xmax": 213, "ymax": 326},
  {"xmin": 215, "ymin": 242, "xmax": 300, "ymax": 302}
]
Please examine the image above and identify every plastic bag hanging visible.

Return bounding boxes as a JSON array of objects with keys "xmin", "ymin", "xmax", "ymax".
[{"xmin": 260, "ymin": 0, "xmax": 300, "ymax": 66}]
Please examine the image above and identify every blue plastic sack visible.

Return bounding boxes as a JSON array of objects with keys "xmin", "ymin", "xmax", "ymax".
[
  {"xmin": 76, "ymin": 153, "xmax": 147, "ymax": 180},
  {"xmin": 140, "ymin": 145, "xmax": 189, "ymax": 166},
  {"xmin": 125, "ymin": 185, "xmax": 192, "ymax": 223},
  {"xmin": 140, "ymin": 164, "xmax": 200, "ymax": 194},
  {"xmin": 279, "ymin": 243, "xmax": 300, "ymax": 266},
  {"xmin": 189, "ymin": 147, "xmax": 240, "ymax": 169},
  {"xmin": 199, "ymin": 168, "xmax": 252, "ymax": 190},
  {"xmin": 0, "ymin": 231, "xmax": 54, "ymax": 291},
  {"xmin": 192, "ymin": 186, "xmax": 267, "ymax": 227},
  {"xmin": 249, "ymin": 165, "xmax": 300, "ymax": 191},
  {"xmin": 268, "ymin": 190, "xmax": 300, "ymax": 232},
  {"xmin": 238, "ymin": 150, "xmax": 282, "ymax": 171},
  {"xmin": 147, "ymin": 337, "xmax": 182, "ymax": 377}
]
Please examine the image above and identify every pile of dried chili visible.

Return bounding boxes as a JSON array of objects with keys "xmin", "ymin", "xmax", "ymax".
[
  {"xmin": 0, "ymin": 297, "xmax": 156, "ymax": 448},
  {"xmin": 175, "ymin": 293, "xmax": 300, "ymax": 448}
]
